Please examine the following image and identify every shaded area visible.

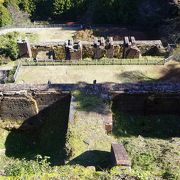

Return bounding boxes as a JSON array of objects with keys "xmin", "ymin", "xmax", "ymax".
[
  {"xmin": 112, "ymin": 101, "xmax": 180, "ymax": 138},
  {"xmin": 93, "ymin": 26, "xmax": 158, "ymax": 41},
  {"xmin": 159, "ymin": 63, "xmax": 180, "ymax": 82},
  {"xmin": 112, "ymin": 62, "xmax": 180, "ymax": 139},
  {"xmin": 118, "ymin": 71, "xmax": 155, "ymax": 83},
  {"xmin": 117, "ymin": 63, "xmax": 180, "ymax": 84},
  {"xmin": 68, "ymin": 150, "xmax": 111, "ymax": 170},
  {"xmin": 5, "ymin": 95, "xmax": 71, "ymax": 165}
]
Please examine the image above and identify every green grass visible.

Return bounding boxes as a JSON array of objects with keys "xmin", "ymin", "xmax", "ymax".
[
  {"xmin": 16, "ymin": 64, "xmax": 163, "ymax": 84},
  {"xmin": 19, "ymin": 32, "xmax": 39, "ymax": 43},
  {"xmin": 72, "ymin": 90, "xmax": 106, "ymax": 112},
  {"xmin": 111, "ymin": 108, "xmax": 180, "ymax": 179},
  {"xmin": 66, "ymin": 92, "xmax": 180, "ymax": 179},
  {"xmin": 0, "ymin": 92, "xmax": 179, "ymax": 179},
  {"xmin": 113, "ymin": 112, "xmax": 180, "ymax": 138},
  {"xmin": 22, "ymin": 56, "xmax": 164, "ymax": 66}
]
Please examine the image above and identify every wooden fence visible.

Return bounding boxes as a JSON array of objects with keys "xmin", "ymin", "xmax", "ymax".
[
  {"xmin": 21, "ymin": 57, "xmax": 165, "ymax": 66},
  {"xmin": 13, "ymin": 62, "xmax": 22, "ymax": 82},
  {"xmin": 0, "ymin": 24, "xmax": 81, "ymax": 30}
]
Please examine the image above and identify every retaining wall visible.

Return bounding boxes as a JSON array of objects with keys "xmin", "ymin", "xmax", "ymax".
[
  {"xmin": 0, "ymin": 90, "xmax": 70, "ymax": 122},
  {"xmin": 112, "ymin": 93, "xmax": 180, "ymax": 114}
]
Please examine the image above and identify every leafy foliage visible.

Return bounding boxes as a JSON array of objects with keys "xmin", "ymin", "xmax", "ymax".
[
  {"xmin": 93, "ymin": 0, "xmax": 139, "ymax": 25},
  {"xmin": 0, "ymin": 0, "xmax": 179, "ymax": 26},
  {"xmin": 0, "ymin": 4, "xmax": 12, "ymax": 26},
  {"xmin": 0, "ymin": 32, "xmax": 19, "ymax": 60}
]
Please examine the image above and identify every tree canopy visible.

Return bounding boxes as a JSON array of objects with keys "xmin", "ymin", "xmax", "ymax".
[{"xmin": 0, "ymin": 0, "xmax": 179, "ymax": 27}]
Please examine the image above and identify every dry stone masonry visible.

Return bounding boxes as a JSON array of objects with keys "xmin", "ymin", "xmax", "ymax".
[
  {"xmin": 18, "ymin": 37, "xmax": 167, "ymax": 60},
  {"xmin": 0, "ymin": 89, "xmax": 70, "ymax": 128}
]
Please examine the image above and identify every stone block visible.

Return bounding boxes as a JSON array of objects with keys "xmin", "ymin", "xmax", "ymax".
[
  {"xmin": 125, "ymin": 46, "xmax": 141, "ymax": 59},
  {"xmin": 111, "ymin": 143, "xmax": 131, "ymax": 167}
]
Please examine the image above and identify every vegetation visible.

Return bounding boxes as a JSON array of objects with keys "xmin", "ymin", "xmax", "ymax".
[
  {"xmin": 6, "ymin": 65, "xmax": 16, "ymax": 82},
  {"xmin": 0, "ymin": 91, "xmax": 179, "ymax": 179},
  {"xmin": 0, "ymin": 0, "xmax": 179, "ymax": 26},
  {"xmin": 0, "ymin": 0, "xmax": 179, "ymax": 179},
  {"xmin": 0, "ymin": 32, "xmax": 19, "ymax": 61},
  {"xmin": 67, "ymin": 92, "xmax": 180, "ymax": 179},
  {"xmin": 0, "ymin": 32, "xmax": 38, "ymax": 62},
  {"xmin": 0, "ymin": 3, "xmax": 12, "ymax": 26}
]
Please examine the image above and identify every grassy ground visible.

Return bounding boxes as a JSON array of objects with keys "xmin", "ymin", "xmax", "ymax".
[
  {"xmin": 36, "ymin": 29, "xmax": 76, "ymax": 42},
  {"xmin": 66, "ymin": 92, "xmax": 180, "ymax": 179},
  {"xmin": 21, "ymin": 29, "xmax": 76, "ymax": 43},
  {"xmin": 16, "ymin": 65, "xmax": 165, "ymax": 84},
  {"xmin": 16, "ymin": 61, "xmax": 180, "ymax": 84},
  {"xmin": 0, "ymin": 92, "xmax": 179, "ymax": 179},
  {"xmin": 1, "ymin": 28, "xmax": 76, "ymax": 43}
]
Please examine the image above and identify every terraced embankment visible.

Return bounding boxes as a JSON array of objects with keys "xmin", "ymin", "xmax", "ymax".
[{"xmin": 0, "ymin": 90, "xmax": 71, "ymax": 165}]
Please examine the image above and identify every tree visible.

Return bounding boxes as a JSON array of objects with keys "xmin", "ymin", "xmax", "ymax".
[
  {"xmin": 53, "ymin": 0, "xmax": 72, "ymax": 16},
  {"xmin": 0, "ymin": 4, "xmax": 12, "ymax": 26},
  {"xmin": 19, "ymin": 0, "xmax": 35, "ymax": 15}
]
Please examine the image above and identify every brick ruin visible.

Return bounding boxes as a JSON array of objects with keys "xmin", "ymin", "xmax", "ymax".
[
  {"xmin": 17, "ymin": 37, "xmax": 167, "ymax": 60},
  {"xmin": 1, "ymin": 83, "xmax": 180, "ymax": 169},
  {"xmin": 0, "ymin": 90, "xmax": 71, "ymax": 130},
  {"xmin": 1, "ymin": 83, "xmax": 180, "ymax": 128},
  {"xmin": 17, "ymin": 37, "xmax": 32, "ymax": 58}
]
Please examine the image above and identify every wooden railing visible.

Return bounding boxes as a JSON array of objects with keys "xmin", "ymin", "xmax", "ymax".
[
  {"xmin": 0, "ymin": 24, "xmax": 81, "ymax": 30},
  {"xmin": 13, "ymin": 62, "xmax": 22, "ymax": 82},
  {"xmin": 21, "ymin": 57, "xmax": 165, "ymax": 66}
]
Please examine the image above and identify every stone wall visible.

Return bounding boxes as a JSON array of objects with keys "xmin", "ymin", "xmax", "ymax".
[
  {"xmin": 112, "ymin": 93, "xmax": 180, "ymax": 114},
  {"xmin": 18, "ymin": 37, "xmax": 166, "ymax": 60},
  {"xmin": 31, "ymin": 45, "xmax": 66, "ymax": 60},
  {"xmin": 0, "ymin": 90, "xmax": 71, "ymax": 122}
]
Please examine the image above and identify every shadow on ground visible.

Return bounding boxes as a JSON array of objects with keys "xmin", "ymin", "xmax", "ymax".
[
  {"xmin": 117, "ymin": 71, "xmax": 155, "ymax": 83},
  {"xmin": 112, "ymin": 111, "xmax": 180, "ymax": 139},
  {"xmin": 158, "ymin": 63, "xmax": 180, "ymax": 82},
  {"xmin": 5, "ymin": 95, "xmax": 71, "ymax": 166},
  {"xmin": 68, "ymin": 150, "xmax": 111, "ymax": 170},
  {"xmin": 117, "ymin": 63, "xmax": 180, "ymax": 83},
  {"xmin": 4, "ymin": 62, "xmax": 180, "ymax": 166}
]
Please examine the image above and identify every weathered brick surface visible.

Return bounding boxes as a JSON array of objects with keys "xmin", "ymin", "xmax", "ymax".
[
  {"xmin": 0, "ymin": 90, "xmax": 70, "ymax": 122},
  {"xmin": 111, "ymin": 143, "xmax": 131, "ymax": 167},
  {"xmin": 0, "ymin": 96, "xmax": 37, "ymax": 121}
]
